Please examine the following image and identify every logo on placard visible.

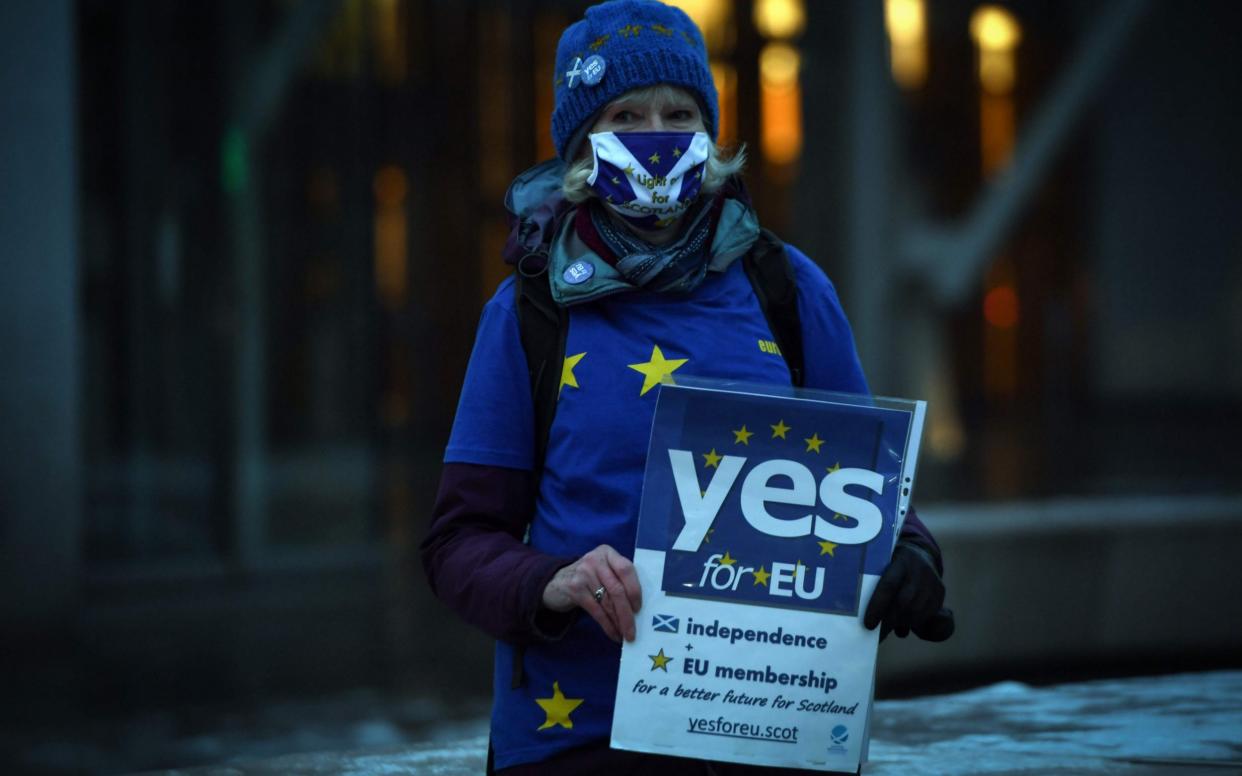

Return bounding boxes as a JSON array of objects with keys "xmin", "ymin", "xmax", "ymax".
[
  {"xmin": 652, "ymin": 614, "xmax": 680, "ymax": 633},
  {"xmin": 828, "ymin": 724, "xmax": 849, "ymax": 753}
]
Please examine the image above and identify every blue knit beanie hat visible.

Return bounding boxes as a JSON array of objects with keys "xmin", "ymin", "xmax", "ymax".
[{"xmin": 552, "ymin": 0, "xmax": 719, "ymax": 160}]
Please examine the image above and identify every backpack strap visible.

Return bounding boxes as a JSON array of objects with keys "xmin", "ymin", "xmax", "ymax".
[
  {"xmin": 511, "ymin": 268, "xmax": 564, "ymax": 691},
  {"xmin": 515, "ymin": 268, "xmax": 566, "ymax": 481},
  {"xmin": 742, "ymin": 228, "xmax": 805, "ymax": 387}
]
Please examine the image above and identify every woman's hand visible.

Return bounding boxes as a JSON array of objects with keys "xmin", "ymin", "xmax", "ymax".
[
  {"xmin": 863, "ymin": 539, "xmax": 954, "ymax": 642},
  {"xmin": 542, "ymin": 544, "xmax": 643, "ymax": 642}
]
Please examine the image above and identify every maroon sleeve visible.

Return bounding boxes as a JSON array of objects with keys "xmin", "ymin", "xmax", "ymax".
[
  {"xmin": 420, "ymin": 462, "xmax": 580, "ymax": 644},
  {"xmin": 898, "ymin": 505, "xmax": 944, "ymax": 576}
]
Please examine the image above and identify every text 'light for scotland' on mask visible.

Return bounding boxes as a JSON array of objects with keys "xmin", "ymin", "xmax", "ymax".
[{"xmin": 587, "ymin": 131, "xmax": 712, "ymax": 229}]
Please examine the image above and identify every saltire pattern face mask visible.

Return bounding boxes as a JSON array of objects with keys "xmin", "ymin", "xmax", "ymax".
[{"xmin": 586, "ymin": 131, "xmax": 712, "ymax": 229}]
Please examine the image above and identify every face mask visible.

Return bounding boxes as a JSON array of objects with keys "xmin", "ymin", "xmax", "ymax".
[{"xmin": 586, "ymin": 131, "xmax": 712, "ymax": 229}]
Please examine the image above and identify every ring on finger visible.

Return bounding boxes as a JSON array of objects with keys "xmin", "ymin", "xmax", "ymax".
[{"xmin": 593, "ymin": 585, "xmax": 606, "ymax": 603}]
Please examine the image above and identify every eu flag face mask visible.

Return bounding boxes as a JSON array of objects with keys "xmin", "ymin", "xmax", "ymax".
[{"xmin": 586, "ymin": 131, "xmax": 712, "ymax": 229}]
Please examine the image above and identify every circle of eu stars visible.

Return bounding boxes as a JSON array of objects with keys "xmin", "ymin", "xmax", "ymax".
[{"xmin": 690, "ymin": 416, "xmax": 844, "ymax": 575}]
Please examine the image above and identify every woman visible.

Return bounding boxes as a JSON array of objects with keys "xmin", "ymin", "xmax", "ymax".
[{"xmin": 422, "ymin": 1, "xmax": 952, "ymax": 772}]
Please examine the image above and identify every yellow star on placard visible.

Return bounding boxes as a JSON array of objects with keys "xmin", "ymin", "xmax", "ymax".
[
  {"xmin": 826, "ymin": 461, "xmax": 841, "ymax": 474},
  {"xmin": 672, "ymin": 146, "xmax": 682, "ymax": 157},
  {"xmin": 720, "ymin": 551, "xmax": 736, "ymax": 566},
  {"xmin": 703, "ymin": 528, "xmax": 714, "ymax": 544},
  {"xmin": 793, "ymin": 559, "xmax": 804, "ymax": 579},
  {"xmin": 649, "ymin": 151, "xmax": 661, "ymax": 164},
  {"xmin": 624, "ymin": 164, "xmax": 635, "ymax": 175},
  {"xmin": 818, "ymin": 540, "xmax": 838, "ymax": 557},
  {"xmin": 702, "ymin": 449, "xmax": 722, "ymax": 468},
  {"xmin": 752, "ymin": 566, "xmax": 770, "ymax": 586},
  {"xmin": 628, "ymin": 344, "xmax": 688, "ymax": 396},
  {"xmin": 732, "ymin": 425, "xmax": 753, "ymax": 445},
  {"xmin": 771, "ymin": 420, "xmax": 790, "ymax": 439},
  {"xmin": 804, "ymin": 433, "xmax": 824, "ymax": 453},
  {"xmin": 832, "ymin": 513, "xmax": 848, "ymax": 522},
  {"xmin": 560, "ymin": 352, "xmax": 586, "ymax": 396},
  {"xmin": 536, "ymin": 681, "xmax": 584, "ymax": 730},
  {"xmin": 649, "ymin": 648, "xmax": 673, "ymax": 671},
  {"xmin": 610, "ymin": 176, "xmax": 621, "ymax": 185}
]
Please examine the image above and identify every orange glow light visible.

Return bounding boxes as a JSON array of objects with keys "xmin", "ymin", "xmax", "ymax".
[
  {"xmin": 710, "ymin": 61, "xmax": 737, "ymax": 148},
  {"xmin": 760, "ymin": 43, "xmax": 802, "ymax": 166},
  {"xmin": 754, "ymin": 0, "xmax": 806, "ymax": 40},
  {"xmin": 970, "ymin": 6, "xmax": 1022, "ymax": 95},
  {"xmin": 884, "ymin": 0, "xmax": 927, "ymax": 89},
  {"xmin": 373, "ymin": 165, "xmax": 409, "ymax": 310},
  {"xmin": 983, "ymin": 285, "xmax": 1020, "ymax": 329},
  {"xmin": 372, "ymin": 0, "xmax": 407, "ymax": 85},
  {"xmin": 664, "ymin": 0, "xmax": 734, "ymax": 54}
]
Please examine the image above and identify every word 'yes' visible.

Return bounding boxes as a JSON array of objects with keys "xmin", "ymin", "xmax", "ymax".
[{"xmin": 668, "ymin": 451, "xmax": 884, "ymax": 551}]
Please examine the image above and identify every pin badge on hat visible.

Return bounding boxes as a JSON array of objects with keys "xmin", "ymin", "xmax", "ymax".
[
  {"xmin": 566, "ymin": 55, "xmax": 606, "ymax": 89},
  {"xmin": 563, "ymin": 260, "xmax": 595, "ymax": 284}
]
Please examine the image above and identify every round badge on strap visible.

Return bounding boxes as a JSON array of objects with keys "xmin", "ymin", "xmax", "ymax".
[{"xmin": 563, "ymin": 260, "xmax": 595, "ymax": 285}]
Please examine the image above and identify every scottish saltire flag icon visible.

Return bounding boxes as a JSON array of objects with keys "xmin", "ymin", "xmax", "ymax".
[
  {"xmin": 652, "ymin": 614, "xmax": 680, "ymax": 633},
  {"xmin": 636, "ymin": 382, "xmax": 921, "ymax": 616},
  {"xmin": 587, "ymin": 131, "xmax": 711, "ymax": 227}
]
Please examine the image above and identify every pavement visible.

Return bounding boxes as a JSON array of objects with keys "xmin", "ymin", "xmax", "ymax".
[{"xmin": 135, "ymin": 670, "xmax": 1242, "ymax": 775}]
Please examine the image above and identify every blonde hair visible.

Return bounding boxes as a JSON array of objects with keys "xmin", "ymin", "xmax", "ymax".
[{"xmin": 561, "ymin": 84, "xmax": 747, "ymax": 203}]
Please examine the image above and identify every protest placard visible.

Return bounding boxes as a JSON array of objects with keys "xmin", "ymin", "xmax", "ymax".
[{"xmin": 611, "ymin": 380, "xmax": 925, "ymax": 772}]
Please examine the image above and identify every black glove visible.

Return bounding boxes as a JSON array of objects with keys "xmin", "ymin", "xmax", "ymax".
[{"xmin": 863, "ymin": 539, "xmax": 955, "ymax": 642}]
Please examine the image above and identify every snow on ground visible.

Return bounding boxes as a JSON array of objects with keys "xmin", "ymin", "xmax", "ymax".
[
  {"xmin": 865, "ymin": 670, "xmax": 1242, "ymax": 774},
  {"xmin": 131, "ymin": 671, "xmax": 1242, "ymax": 775}
]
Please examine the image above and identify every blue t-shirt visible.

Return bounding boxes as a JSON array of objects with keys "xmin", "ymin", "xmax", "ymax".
[{"xmin": 445, "ymin": 246, "xmax": 868, "ymax": 769}]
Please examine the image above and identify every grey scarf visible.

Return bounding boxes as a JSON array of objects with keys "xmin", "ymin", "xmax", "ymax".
[{"xmin": 589, "ymin": 199, "xmax": 718, "ymax": 294}]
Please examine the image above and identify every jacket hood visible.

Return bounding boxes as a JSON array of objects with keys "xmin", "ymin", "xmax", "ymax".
[{"xmin": 502, "ymin": 160, "xmax": 570, "ymax": 273}]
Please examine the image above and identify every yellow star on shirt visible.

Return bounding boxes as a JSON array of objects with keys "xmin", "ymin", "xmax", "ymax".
[
  {"xmin": 628, "ymin": 344, "xmax": 688, "ymax": 396},
  {"xmin": 720, "ymin": 551, "xmax": 737, "ymax": 566},
  {"xmin": 771, "ymin": 420, "xmax": 791, "ymax": 439},
  {"xmin": 752, "ymin": 566, "xmax": 770, "ymax": 586},
  {"xmin": 560, "ymin": 352, "xmax": 586, "ymax": 396},
  {"xmin": 818, "ymin": 540, "xmax": 838, "ymax": 557},
  {"xmin": 648, "ymin": 151, "xmax": 661, "ymax": 164},
  {"xmin": 649, "ymin": 648, "xmax": 673, "ymax": 671},
  {"xmin": 732, "ymin": 425, "xmax": 754, "ymax": 445},
  {"xmin": 804, "ymin": 433, "xmax": 824, "ymax": 453},
  {"xmin": 536, "ymin": 681, "xmax": 584, "ymax": 730},
  {"xmin": 702, "ymin": 448, "xmax": 722, "ymax": 468}
]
